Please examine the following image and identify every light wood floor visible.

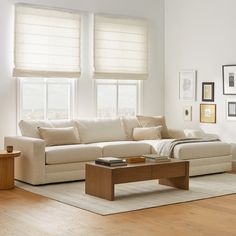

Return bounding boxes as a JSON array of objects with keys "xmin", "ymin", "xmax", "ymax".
[{"xmin": 0, "ymin": 186, "xmax": 236, "ymax": 236}]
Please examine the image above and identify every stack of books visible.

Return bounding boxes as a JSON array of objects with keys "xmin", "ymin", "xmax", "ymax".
[
  {"xmin": 95, "ymin": 157, "xmax": 127, "ymax": 167},
  {"xmin": 142, "ymin": 154, "xmax": 170, "ymax": 162}
]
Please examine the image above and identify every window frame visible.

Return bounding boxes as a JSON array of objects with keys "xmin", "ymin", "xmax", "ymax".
[
  {"xmin": 95, "ymin": 79, "xmax": 143, "ymax": 117},
  {"xmin": 17, "ymin": 77, "xmax": 77, "ymax": 123}
]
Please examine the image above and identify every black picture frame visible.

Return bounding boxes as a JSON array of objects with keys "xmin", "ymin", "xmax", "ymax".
[
  {"xmin": 202, "ymin": 82, "xmax": 214, "ymax": 102},
  {"xmin": 222, "ymin": 64, "xmax": 236, "ymax": 95},
  {"xmin": 228, "ymin": 101, "xmax": 236, "ymax": 117}
]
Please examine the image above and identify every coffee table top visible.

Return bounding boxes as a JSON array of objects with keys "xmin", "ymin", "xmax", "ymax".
[{"xmin": 88, "ymin": 158, "xmax": 188, "ymax": 169}]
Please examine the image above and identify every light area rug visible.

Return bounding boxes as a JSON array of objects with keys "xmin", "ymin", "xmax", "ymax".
[{"xmin": 16, "ymin": 173, "xmax": 236, "ymax": 216}]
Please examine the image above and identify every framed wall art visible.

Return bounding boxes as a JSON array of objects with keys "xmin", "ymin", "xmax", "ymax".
[
  {"xmin": 183, "ymin": 105, "xmax": 192, "ymax": 121},
  {"xmin": 179, "ymin": 70, "xmax": 197, "ymax": 101},
  {"xmin": 202, "ymin": 82, "xmax": 214, "ymax": 102},
  {"xmin": 226, "ymin": 99, "xmax": 236, "ymax": 120},
  {"xmin": 222, "ymin": 64, "xmax": 236, "ymax": 95},
  {"xmin": 200, "ymin": 104, "xmax": 216, "ymax": 123}
]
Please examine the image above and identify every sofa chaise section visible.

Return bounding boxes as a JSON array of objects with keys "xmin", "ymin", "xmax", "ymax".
[{"xmin": 141, "ymin": 139, "xmax": 232, "ymax": 176}]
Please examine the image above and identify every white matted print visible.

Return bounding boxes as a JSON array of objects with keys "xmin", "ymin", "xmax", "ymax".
[
  {"xmin": 179, "ymin": 70, "xmax": 197, "ymax": 101},
  {"xmin": 227, "ymin": 99, "xmax": 236, "ymax": 120},
  {"xmin": 183, "ymin": 106, "xmax": 192, "ymax": 121},
  {"xmin": 223, "ymin": 65, "xmax": 236, "ymax": 95}
]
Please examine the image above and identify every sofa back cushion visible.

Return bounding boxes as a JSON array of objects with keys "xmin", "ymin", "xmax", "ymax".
[
  {"xmin": 38, "ymin": 127, "xmax": 80, "ymax": 146},
  {"xmin": 19, "ymin": 120, "xmax": 76, "ymax": 138},
  {"xmin": 136, "ymin": 115, "xmax": 170, "ymax": 138},
  {"xmin": 121, "ymin": 117, "xmax": 140, "ymax": 140},
  {"xmin": 76, "ymin": 118, "xmax": 127, "ymax": 143}
]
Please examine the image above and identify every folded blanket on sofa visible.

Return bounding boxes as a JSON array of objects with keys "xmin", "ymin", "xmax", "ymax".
[{"xmin": 156, "ymin": 138, "xmax": 220, "ymax": 158}]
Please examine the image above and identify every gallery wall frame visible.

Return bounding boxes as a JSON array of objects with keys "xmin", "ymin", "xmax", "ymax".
[
  {"xmin": 222, "ymin": 64, "xmax": 236, "ymax": 95},
  {"xmin": 226, "ymin": 99, "xmax": 236, "ymax": 120},
  {"xmin": 200, "ymin": 103, "xmax": 216, "ymax": 123},
  {"xmin": 179, "ymin": 70, "xmax": 197, "ymax": 101},
  {"xmin": 183, "ymin": 105, "xmax": 192, "ymax": 121},
  {"xmin": 202, "ymin": 82, "xmax": 214, "ymax": 102}
]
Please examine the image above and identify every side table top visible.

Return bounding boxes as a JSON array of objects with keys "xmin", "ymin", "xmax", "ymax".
[{"xmin": 0, "ymin": 150, "xmax": 21, "ymax": 158}]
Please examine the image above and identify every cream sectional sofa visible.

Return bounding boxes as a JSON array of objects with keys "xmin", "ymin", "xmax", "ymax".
[{"xmin": 4, "ymin": 117, "xmax": 232, "ymax": 185}]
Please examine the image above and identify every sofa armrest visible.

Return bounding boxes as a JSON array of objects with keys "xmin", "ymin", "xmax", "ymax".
[
  {"xmin": 4, "ymin": 136, "xmax": 46, "ymax": 185},
  {"xmin": 184, "ymin": 129, "xmax": 219, "ymax": 139}
]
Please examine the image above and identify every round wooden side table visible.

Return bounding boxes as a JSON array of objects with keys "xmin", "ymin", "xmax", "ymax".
[{"xmin": 0, "ymin": 150, "xmax": 21, "ymax": 190}]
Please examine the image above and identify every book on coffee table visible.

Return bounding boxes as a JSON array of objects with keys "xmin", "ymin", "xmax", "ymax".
[
  {"xmin": 95, "ymin": 157, "xmax": 127, "ymax": 166},
  {"xmin": 142, "ymin": 154, "xmax": 170, "ymax": 162}
]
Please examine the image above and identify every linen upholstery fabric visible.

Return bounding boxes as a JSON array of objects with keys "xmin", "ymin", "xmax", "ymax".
[
  {"xmin": 133, "ymin": 126, "xmax": 162, "ymax": 141},
  {"xmin": 38, "ymin": 127, "xmax": 80, "ymax": 146},
  {"xmin": 184, "ymin": 129, "xmax": 219, "ymax": 139},
  {"xmin": 139, "ymin": 139, "xmax": 231, "ymax": 160},
  {"xmin": 5, "ymin": 119, "xmax": 233, "ymax": 185},
  {"xmin": 95, "ymin": 141, "xmax": 151, "ymax": 158},
  {"xmin": 121, "ymin": 116, "xmax": 140, "ymax": 140},
  {"xmin": 19, "ymin": 120, "xmax": 53, "ymax": 138},
  {"xmin": 45, "ymin": 144, "xmax": 102, "ymax": 164},
  {"xmin": 19, "ymin": 120, "xmax": 77, "ymax": 139},
  {"xmin": 136, "ymin": 115, "xmax": 170, "ymax": 138},
  {"xmin": 173, "ymin": 141, "xmax": 231, "ymax": 160},
  {"xmin": 76, "ymin": 118, "xmax": 127, "ymax": 143},
  {"xmin": 168, "ymin": 128, "xmax": 186, "ymax": 139}
]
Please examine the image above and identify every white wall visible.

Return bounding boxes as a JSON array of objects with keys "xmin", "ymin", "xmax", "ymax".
[
  {"xmin": 165, "ymin": 0, "xmax": 236, "ymax": 143},
  {"xmin": 0, "ymin": 0, "xmax": 165, "ymax": 147}
]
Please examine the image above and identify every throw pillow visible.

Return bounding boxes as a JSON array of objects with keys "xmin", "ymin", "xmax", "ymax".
[
  {"xmin": 133, "ymin": 126, "xmax": 162, "ymax": 141},
  {"xmin": 136, "ymin": 115, "xmax": 170, "ymax": 138},
  {"xmin": 121, "ymin": 116, "xmax": 141, "ymax": 140},
  {"xmin": 38, "ymin": 127, "xmax": 80, "ymax": 146}
]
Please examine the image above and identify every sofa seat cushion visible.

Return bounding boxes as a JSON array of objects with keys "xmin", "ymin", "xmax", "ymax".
[
  {"xmin": 173, "ymin": 142, "xmax": 231, "ymax": 160},
  {"xmin": 45, "ymin": 144, "xmax": 102, "ymax": 165},
  {"xmin": 140, "ymin": 139, "xmax": 231, "ymax": 160},
  {"xmin": 95, "ymin": 141, "xmax": 151, "ymax": 158}
]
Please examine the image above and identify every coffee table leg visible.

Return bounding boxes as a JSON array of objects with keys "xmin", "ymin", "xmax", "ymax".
[
  {"xmin": 159, "ymin": 176, "xmax": 189, "ymax": 190},
  {"xmin": 159, "ymin": 162, "xmax": 189, "ymax": 190},
  {"xmin": 85, "ymin": 164, "xmax": 114, "ymax": 201}
]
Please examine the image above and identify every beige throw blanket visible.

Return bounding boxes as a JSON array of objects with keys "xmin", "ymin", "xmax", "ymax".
[{"xmin": 157, "ymin": 138, "xmax": 220, "ymax": 158}]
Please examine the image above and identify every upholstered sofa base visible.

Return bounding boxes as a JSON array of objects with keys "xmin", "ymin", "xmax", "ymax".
[
  {"xmin": 45, "ymin": 162, "xmax": 86, "ymax": 184},
  {"xmin": 188, "ymin": 155, "xmax": 232, "ymax": 176},
  {"xmin": 15, "ymin": 156, "xmax": 232, "ymax": 185}
]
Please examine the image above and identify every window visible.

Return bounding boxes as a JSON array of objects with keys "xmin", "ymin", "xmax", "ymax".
[
  {"xmin": 94, "ymin": 14, "xmax": 146, "ymax": 118},
  {"xmin": 96, "ymin": 80, "xmax": 140, "ymax": 117},
  {"xmin": 14, "ymin": 5, "xmax": 147, "ymax": 121},
  {"xmin": 14, "ymin": 4, "xmax": 80, "ymax": 122},
  {"xmin": 19, "ymin": 78, "xmax": 76, "ymax": 120}
]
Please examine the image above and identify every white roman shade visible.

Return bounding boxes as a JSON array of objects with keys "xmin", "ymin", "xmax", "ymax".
[
  {"xmin": 14, "ymin": 4, "xmax": 81, "ymax": 78},
  {"xmin": 94, "ymin": 14, "xmax": 148, "ymax": 80}
]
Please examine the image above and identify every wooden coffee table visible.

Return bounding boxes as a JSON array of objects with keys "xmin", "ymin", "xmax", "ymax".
[{"xmin": 85, "ymin": 159, "xmax": 189, "ymax": 200}]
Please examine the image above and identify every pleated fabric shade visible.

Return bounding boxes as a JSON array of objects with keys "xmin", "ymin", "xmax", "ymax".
[
  {"xmin": 94, "ymin": 14, "xmax": 148, "ymax": 80},
  {"xmin": 13, "ymin": 4, "xmax": 81, "ymax": 78}
]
